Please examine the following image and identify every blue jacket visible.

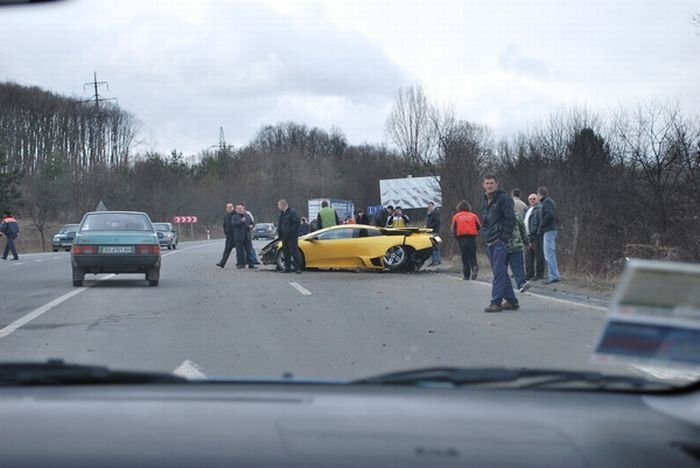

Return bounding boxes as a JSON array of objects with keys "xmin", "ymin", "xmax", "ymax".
[
  {"xmin": 480, "ymin": 190, "xmax": 516, "ymax": 244},
  {"xmin": 538, "ymin": 196, "xmax": 558, "ymax": 233}
]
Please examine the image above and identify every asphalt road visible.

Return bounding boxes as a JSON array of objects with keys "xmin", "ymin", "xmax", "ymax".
[{"xmin": 0, "ymin": 240, "xmax": 645, "ymax": 381}]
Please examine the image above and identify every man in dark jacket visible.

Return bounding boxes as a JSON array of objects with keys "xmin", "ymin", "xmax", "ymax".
[
  {"xmin": 372, "ymin": 205, "xmax": 392, "ymax": 227},
  {"xmin": 425, "ymin": 201, "xmax": 441, "ymax": 266},
  {"xmin": 480, "ymin": 175, "xmax": 518, "ymax": 313},
  {"xmin": 537, "ymin": 186, "xmax": 560, "ymax": 284},
  {"xmin": 0, "ymin": 211, "xmax": 20, "ymax": 261},
  {"xmin": 524, "ymin": 193, "xmax": 545, "ymax": 281},
  {"xmin": 277, "ymin": 199, "xmax": 302, "ymax": 273},
  {"xmin": 231, "ymin": 204, "xmax": 256, "ymax": 269},
  {"xmin": 216, "ymin": 203, "xmax": 235, "ymax": 268}
]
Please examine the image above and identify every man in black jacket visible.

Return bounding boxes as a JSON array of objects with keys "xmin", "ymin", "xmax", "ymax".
[
  {"xmin": 277, "ymin": 199, "xmax": 302, "ymax": 273},
  {"xmin": 425, "ymin": 201, "xmax": 441, "ymax": 266},
  {"xmin": 537, "ymin": 186, "xmax": 560, "ymax": 284},
  {"xmin": 480, "ymin": 175, "xmax": 518, "ymax": 313},
  {"xmin": 524, "ymin": 193, "xmax": 544, "ymax": 281},
  {"xmin": 216, "ymin": 203, "xmax": 235, "ymax": 268}
]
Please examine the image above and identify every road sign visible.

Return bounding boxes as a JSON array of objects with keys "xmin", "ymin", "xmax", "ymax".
[{"xmin": 174, "ymin": 216, "xmax": 198, "ymax": 224}]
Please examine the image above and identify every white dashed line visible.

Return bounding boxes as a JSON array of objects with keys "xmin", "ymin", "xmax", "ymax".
[{"xmin": 289, "ymin": 281, "xmax": 312, "ymax": 296}]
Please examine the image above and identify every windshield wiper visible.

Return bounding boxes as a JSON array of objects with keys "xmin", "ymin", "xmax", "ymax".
[
  {"xmin": 351, "ymin": 366, "xmax": 672, "ymax": 391},
  {"xmin": 0, "ymin": 359, "xmax": 187, "ymax": 386}
]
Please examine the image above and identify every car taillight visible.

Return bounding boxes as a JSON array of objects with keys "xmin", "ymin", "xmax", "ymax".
[
  {"xmin": 135, "ymin": 244, "xmax": 160, "ymax": 254},
  {"xmin": 72, "ymin": 245, "xmax": 98, "ymax": 254}
]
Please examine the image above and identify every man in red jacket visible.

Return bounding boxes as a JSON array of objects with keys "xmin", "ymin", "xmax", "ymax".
[
  {"xmin": 0, "ymin": 211, "xmax": 20, "ymax": 261},
  {"xmin": 451, "ymin": 200, "xmax": 481, "ymax": 280}
]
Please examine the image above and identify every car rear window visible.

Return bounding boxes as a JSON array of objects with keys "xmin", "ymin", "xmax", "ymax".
[{"xmin": 81, "ymin": 213, "xmax": 152, "ymax": 232}]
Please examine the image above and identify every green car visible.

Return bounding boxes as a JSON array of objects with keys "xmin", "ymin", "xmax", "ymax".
[{"xmin": 71, "ymin": 211, "xmax": 161, "ymax": 287}]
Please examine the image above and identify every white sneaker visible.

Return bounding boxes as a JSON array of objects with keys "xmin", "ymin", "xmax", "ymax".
[{"xmin": 519, "ymin": 281, "xmax": 531, "ymax": 293}]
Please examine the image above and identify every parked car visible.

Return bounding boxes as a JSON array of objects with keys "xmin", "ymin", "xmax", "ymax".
[
  {"xmin": 260, "ymin": 224, "xmax": 440, "ymax": 272},
  {"xmin": 71, "ymin": 211, "xmax": 161, "ymax": 287},
  {"xmin": 253, "ymin": 222, "xmax": 277, "ymax": 240},
  {"xmin": 51, "ymin": 223, "xmax": 79, "ymax": 252},
  {"xmin": 153, "ymin": 222, "xmax": 178, "ymax": 250}
]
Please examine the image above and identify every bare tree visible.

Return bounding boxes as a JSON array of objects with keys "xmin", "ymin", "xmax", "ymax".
[{"xmin": 385, "ymin": 85, "xmax": 436, "ymax": 167}]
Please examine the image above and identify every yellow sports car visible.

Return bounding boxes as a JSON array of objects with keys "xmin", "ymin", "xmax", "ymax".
[{"xmin": 260, "ymin": 224, "xmax": 441, "ymax": 272}]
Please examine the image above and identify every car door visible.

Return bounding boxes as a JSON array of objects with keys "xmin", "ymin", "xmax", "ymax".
[{"xmin": 301, "ymin": 227, "xmax": 359, "ymax": 268}]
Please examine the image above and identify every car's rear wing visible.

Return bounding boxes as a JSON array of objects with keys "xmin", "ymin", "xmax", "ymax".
[{"xmin": 379, "ymin": 227, "xmax": 434, "ymax": 236}]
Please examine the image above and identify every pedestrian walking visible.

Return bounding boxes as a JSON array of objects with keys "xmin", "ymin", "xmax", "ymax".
[
  {"xmin": 480, "ymin": 175, "xmax": 518, "ymax": 312},
  {"xmin": 215, "ymin": 203, "xmax": 235, "ymax": 268},
  {"xmin": 277, "ymin": 199, "xmax": 302, "ymax": 273},
  {"xmin": 451, "ymin": 200, "xmax": 481, "ymax": 280},
  {"xmin": 0, "ymin": 211, "xmax": 20, "ymax": 261}
]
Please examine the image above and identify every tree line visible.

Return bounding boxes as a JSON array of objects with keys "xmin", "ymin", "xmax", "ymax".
[{"xmin": 1, "ymin": 81, "xmax": 698, "ymax": 275}]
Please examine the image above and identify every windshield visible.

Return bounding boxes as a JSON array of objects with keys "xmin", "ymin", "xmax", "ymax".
[
  {"xmin": 0, "ymin": 0, "xmax": 699, "ymax": 391},
  {"xmin": 58, "ymin": 225, "xmax": 79, "ymax": 234}
]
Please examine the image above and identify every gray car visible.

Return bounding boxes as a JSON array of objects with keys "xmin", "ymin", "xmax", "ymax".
[
  {"xmin": 52, "ymin": 224, "xmax": 80, "ymax": 252},
  {"xmin": 153, "ymin": 222, "xmax": 178, "ymax": 250}
]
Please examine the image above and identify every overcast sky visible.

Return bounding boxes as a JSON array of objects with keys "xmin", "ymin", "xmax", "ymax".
[{"xmin": 1, "ymin": 0, "xmax": 699, "ymax": 155}]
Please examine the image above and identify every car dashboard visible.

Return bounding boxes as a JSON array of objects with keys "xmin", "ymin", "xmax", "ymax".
[{"xmin": 1, "ymin": 381, "xmax": 699, "ymax": 467}]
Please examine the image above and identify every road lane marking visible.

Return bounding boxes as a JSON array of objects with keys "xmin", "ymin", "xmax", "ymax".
[
  {"xmin": 0, "ymin": 274, "xmax": 116, "ymax": 340},
  {"xmin": 173, "ymin": 360, "xmax": 207, "ymax": 379},
  {"xmin": 289, "ymin": 281, "xmax": 312, "ymax": 296}
]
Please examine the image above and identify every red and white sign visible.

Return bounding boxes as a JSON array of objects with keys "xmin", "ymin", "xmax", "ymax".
[{"xmin": 173, "ymin": 216, "xmax": 198, "ymax": 224}]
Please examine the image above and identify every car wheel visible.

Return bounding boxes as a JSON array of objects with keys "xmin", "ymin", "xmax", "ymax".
[
  {"xmin": 276, "ymin": 249, "xmax": 305, "ymax": 271},
  {"xmin": 384, "ymin": 245, "xmax": 409, "ymax": 271},
  {"xmin": 167, "ymin": 243, "xmax": 172, "ymax": 250},
  {"xmin": 146, "ymin": 268, "xmax": 160, "ymax": 286},
  {"xmin": 72, "ymin": 267, "xmax": 84, "ymax": 287}
]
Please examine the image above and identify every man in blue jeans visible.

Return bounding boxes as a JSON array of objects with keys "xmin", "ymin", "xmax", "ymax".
[
  {"xmin": 537, "ymin": 186, "xmax": 560, "ymax": 284},
  {"xmin": 480, "ymin": 175, "xmax": 518, "ymax": 313}
]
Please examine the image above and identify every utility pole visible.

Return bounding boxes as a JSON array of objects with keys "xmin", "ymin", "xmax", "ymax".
[
  {"xmin": 83, "ymin": 72, "xmax": 117, "ymax": 166},
  {"xmin": 83, "ymin": 72, "xmax": 117, "ymax": 110}
]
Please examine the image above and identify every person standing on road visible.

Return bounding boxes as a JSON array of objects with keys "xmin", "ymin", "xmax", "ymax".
[
  {"xmin": 372, "ymin": 205, "xmax": 392, "ymax": 227},
  {"xmin": 0, "ymin": 211, "xmax": 20, "ymax": 261},
  {"xmin": 231, "ymin": 204, "xmax": 256, "ymax": 269},
  {"xmin": 451, "ymin": 200, "xmax": 481, "ymax": 280},
  {"xmin": 355, "ymin": 209, "xmax": 370, "ymax": 225},
  {"xmin": 511, "ymin": 188, "xmax": 528, "ymax": 218},
  {"xmin": 524, "ymin": 193, "xmax": 544, "ymax": 281},
  {"xmin": 537, "ymin": 186, "xmax": 560, "ymax": 284},
  {"xmin": 241, "ymin": 203, "xmax": 260, "ymax": 265},
  {"xmin": 386, "ymin": 206, "xmax": 410, "ymax": 227},
  {"xmin": 277, "ymin": 199, "xmax": 302, "ymax": 273},
  {"xmin": 299, "ymin": 217, "xmax": 311, "ymax": 236},
  {"xmin": 425, "ymin": 201, "xmax": 442, "ymax": 266},
  {"xmin": 316, "ymin": 200, "xmax": 339, "ymax": 230},
  {"xmin": 506, "ymin": 212, "xmax": 530, "ymax": 293},
  {"xmin": 480, "ymin": 175, "xmax": 518, "ymax": 313},
  {"xmin": 216, "ymin": 203, "xmax": 235, "ymax": 268}
]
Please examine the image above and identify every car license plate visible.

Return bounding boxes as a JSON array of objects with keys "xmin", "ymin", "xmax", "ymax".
[{"xmin": 100, "ymin": 246, "xmax": 134, "ymax": 254}]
